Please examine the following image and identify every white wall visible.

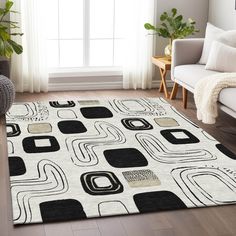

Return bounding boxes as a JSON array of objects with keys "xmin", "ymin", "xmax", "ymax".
[{"xmin": 208, "ymin": 0, "xmax": 236, "ymax": 30}]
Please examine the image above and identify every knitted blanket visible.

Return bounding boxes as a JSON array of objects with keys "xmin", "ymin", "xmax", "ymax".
[{"xmin": 194, "ymin": 73, "xmax": 236, "ymax": 124}]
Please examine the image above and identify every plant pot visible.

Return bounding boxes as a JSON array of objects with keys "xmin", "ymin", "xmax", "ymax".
[
  {"xmin": 0, "ymin": 60, "xmax": 15, "ymax": 116},
  {"xmin": 0, "ymin": 60, "xmax": 10, "ymax": 78},
  {"xmin": 164, "ymin": 39, "xmax": 173, "ymax": 59}
]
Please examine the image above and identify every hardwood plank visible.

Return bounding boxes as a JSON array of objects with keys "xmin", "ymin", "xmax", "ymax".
[
  {"xmin": 9, "ymin": 225, "xmax": 46, "ymax": 236},
  {"xmin": 144, "ymin": 213, "xmax": 172, "ymax": 231},
  {"xmin": 44, "ymin": 222, "xmax": 73, "ymax": 236},
  {"xmin": 153, "ymin": 228, "xmax": 174, "ymax": 236},
  {"xmin": 163, "ymin": 210, "xmax": 211, "ymax": 236},
  {"xmin": 0, "ymin": 116, "xmax": 10, "ymax": 236},
  {"xmin": 73, "ymin": 229, "xmax": 101, "ymax": 236},
  {"xmin": 211, "ymin": 205, "xmax": 236, "ymax": 235},
  {"xmin": 96, "ymin": 217, "xmax": 127, "ymax": 236},
  {"xmin": 217, "ymin": 234, "xmax": 236, "ymax": 236},
  {"xmin": 70, "ymin": 219, "xmax": 98, "ymax": 231},
  {"xmin": 192, "ymin": 207, "xmax": 232, "ymax": 236},
  {"xmin": 120, "ymin": 214, "xmax": 156, "ymax": 236}
]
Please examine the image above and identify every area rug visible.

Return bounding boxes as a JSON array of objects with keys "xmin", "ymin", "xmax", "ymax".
[{"xmin": 6, "ymin": 98, "xmax": 236, "ymax": 225}]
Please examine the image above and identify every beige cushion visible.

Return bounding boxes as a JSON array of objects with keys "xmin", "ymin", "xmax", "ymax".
[
  {"xmin": 217, "ymin": 30, "xmax": 236, "ymax": 47},
  {"xmin": 205, "ymin": 41, "xmax": 236, "ymax": 72},
  {"xmin": 199, "ymin": 23, "xmax": 224, "ymax": 65}
]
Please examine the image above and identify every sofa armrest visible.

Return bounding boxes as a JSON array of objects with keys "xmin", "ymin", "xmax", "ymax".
[{"xmin": 171, "ymin": 38, "xmax": 204, "ymax": 80}]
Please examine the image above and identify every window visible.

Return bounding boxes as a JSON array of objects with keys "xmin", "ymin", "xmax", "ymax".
[{"xmin": 46, "ymin": 0, "xmax": 126, "ymax": 69}]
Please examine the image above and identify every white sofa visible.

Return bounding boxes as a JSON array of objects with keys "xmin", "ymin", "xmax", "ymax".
[{"xmin": 171, "ymin": 38, "xmax": 236, "ymax": 119}]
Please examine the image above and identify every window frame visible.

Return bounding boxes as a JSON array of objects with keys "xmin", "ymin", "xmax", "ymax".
[{"xmin": 48, "ymin": 0, "xmax": 124, "ymax": 76}]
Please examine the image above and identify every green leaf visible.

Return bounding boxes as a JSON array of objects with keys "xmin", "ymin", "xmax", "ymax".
[
  {"xmin": 161, "ymin": 23, "xmax": 168, "ymax": 29},
  {"xmin": 0, "ymin": 29, "xmax": 10, "ymax": 40},
  {"xmin": 175, "ymin": 15, "xmax": 183, "ymax": 22},
  {"xmin": 144, "ymin": 23, "xmax": 156, "ymax": 30},
  {"xmin": 4, "ymin": 41, "xmax": 13, "ymax": 58},
  {"xmin": 5, "ymin": 0, "xmax": 14, "ymax": 11},
  {"xmin": 159, "ymin": 28, "xmax": 170, "ymax": 38},
  {"xmin": 0, "ymin": 25, "xmax": 8, "ymax": 31},
  {"xmin": 9, "ymin": 22, "xmax": 20, "ymax": 28},
  {"xmin": 1, "ymin": 20, "xmax": 18, "ymax": 24},
  {"xmin": 0, "ymin": 39, "xmax": 4, "ymax": 55},
  {"xmin": 172, "ymin": 8, "xmax": 177, "ymax": 17},
  {"xmin": 7, "ymin": 39, "xmax": 23, "ymax": 54},
  {"xmin": 0, "ymin": 0, "xmax": 23, "ymax": 58},
  {"xmin": 160, "ymin": 12, "xmax": 167, "ymax": 21},
  {"xmin": 0, "ymin": 8, "xmax": 5, "ymax": 16},
  {"xmin": 9, "ymin": 10, "xmax": 20, "ymax": 14},
  {"xmin": 10, "ymin": 33, "xmax": 24, "ymax": 36},
  {"xmin": 175, "ymin": 21, "xmax": 181, "ymax": 29}
]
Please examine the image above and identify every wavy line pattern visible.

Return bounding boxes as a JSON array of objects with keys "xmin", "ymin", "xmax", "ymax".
[
  {"xmin": 6, "ymin": 102, "xmax": 49, "ymax": 122},
  {"xmin": 66, "ymin": 121, "xmax": 126, "ymax": 166},
  {"xmin": 136, "ymin": 133, "xmax": 216, "ymax": 164},
  {"xmin": 10, "ymin": 160, "xmax": 69, "ymax": 224},
  {"xmin": 171, "ymin": 166, "xmax": 236, "ymax": 206},
  {"xmin": 109, "ymin": 98, "xmax": 166, "ymax": 116}
]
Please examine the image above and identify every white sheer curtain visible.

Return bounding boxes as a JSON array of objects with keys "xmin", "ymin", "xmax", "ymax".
[
  {"xmin": 10, "ymin": 0, "xmax": 48, "ymax": 93},
  {"xmin": 123, "ymin": 0, "xmax": 155, "ymax": 90}
]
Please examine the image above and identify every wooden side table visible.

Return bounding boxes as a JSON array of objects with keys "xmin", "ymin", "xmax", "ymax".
[{"xmin": 152, "ymin": 56, "xmax": 171, "ymax": 98}]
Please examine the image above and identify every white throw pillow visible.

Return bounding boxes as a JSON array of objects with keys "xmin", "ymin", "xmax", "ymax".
[
  {"xmin": 205, "ymin": 41, "xmax": 236, "ymax": 72},
  {"xmin": 198, "ymin": 23, "xmax": 224, "ymax": 65},
  {"xmin": 217, "ymin": 30, "xmax": 236, "ymax": 47}
]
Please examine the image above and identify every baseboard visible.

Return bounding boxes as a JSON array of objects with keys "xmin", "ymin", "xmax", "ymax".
[
  {"xmin": 49, "ymin": 81, "xmax": 123, "ymax": 91},
  {"xmin": 49, "ymin": 79, "xmax": 174, "ymax": 91}
]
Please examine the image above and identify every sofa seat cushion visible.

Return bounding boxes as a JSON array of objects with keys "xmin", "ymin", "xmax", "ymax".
[
  {"xmin": 219, "ymin": 88, "xmax": 236, "ymax": 112},
  {"xmin": 174, "ymin": 65, "xmax": 236, "ymax": 112},
  {"xmin": 174, "ymin": 64, "xmax": 221, "ymax": 89}
]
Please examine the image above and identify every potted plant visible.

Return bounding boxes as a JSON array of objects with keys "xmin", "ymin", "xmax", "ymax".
[
  {"xmin": 0, "ymin": 0, "xmax": 23, "ymax": 77},
  {"xmin": 144, "ymin": 8, "xmax": 199, "ymax": 58}
]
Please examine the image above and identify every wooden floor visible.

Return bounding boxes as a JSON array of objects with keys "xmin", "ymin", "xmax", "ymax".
[{"xmin": 0, "ymin": 89, "xmax": 236, "ymax": 236}]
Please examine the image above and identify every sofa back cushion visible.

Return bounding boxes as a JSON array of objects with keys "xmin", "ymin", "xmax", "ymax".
[
  {"xmin": 199, "ymin": 23, "xmax": 224, "ymax": 65},
  {"xmin": 217, "ymin": 30, "xmax": 236, "ymax": 47},
  {"xmin": 205, "ymin": 41, "xmax": 236, "ymax": 72}
]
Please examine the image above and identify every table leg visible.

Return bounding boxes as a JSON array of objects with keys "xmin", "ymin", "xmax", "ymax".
[
  {"xmin": 159, "ymin": 68, "xmax": 169, "ymax": 98},
  {"xmin": 159, "ymin": 81, "xmax": 164, "ymax": 93},
  {"xmin": 170, "ymin": 82, "xmax": 179, "ymax": 100}
]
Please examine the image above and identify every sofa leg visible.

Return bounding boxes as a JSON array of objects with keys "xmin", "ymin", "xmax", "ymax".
[{"xmin": 182, "ymin": 87, "xmax": 188, "ymax": 109}]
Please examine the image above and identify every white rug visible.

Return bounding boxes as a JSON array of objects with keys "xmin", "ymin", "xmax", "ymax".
[{"xmin": 6, "ymin": 98, "xmax": 236, "ymax": 225}]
